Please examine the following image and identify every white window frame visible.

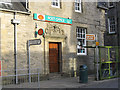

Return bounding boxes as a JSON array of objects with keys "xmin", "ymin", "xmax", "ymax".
[
  {"xmin": 51, "ymin": 0, "xmax": 60, "ymax": 8},
  {"xmin": 75, "ymin": 0, "xmax": 82, "ymax": 13},
  {"xmin": 108, "ymin": 17, "xmax": 116, "ymax": 34},
  {"xmin": 25, "ymin": 0, "xmax": 29, "ymax": 9},
  {"xmin": 76, "ymin": 27, "xmax": 87, "ymax": 55}
]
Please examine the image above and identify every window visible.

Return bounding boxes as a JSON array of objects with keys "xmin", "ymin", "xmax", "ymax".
[
  {"xmin": 108, "ymin": 17, "xmax": 116, "ymax": 34},
  {"xmin": 76, "ymin": 27, "xmax": 86, "ymax": 55},
  {"xmin": 75, "ymin": 0, "xmax": 82, "ymax": 13},
  {"xmin": 21, "ymin": 0, "xmax": 29, "ymax": 10},
  {"xmin": 51, "ymin": 0, "xmax": 60, "ymax": 8},
  {"xmin": 108, "ymin": 2, "xmax": 114, "ymax": 7}
]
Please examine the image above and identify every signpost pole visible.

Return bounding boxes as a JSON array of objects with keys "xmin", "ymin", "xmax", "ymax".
[
  {"xmin": 95, "ymin": 34, "xmax": 99, "ymax": 81},
  {"xmin": 0, "ymin": 61, "xmax": 2, "ymax": 90},
  {"xmin": 0, "ymin": 61, "xmax": 1, "ymax": 76},
  {"xmin": 27, "ymin": 41, "xmax": 31, "ymax": 83},
  {"xmin": 27, "ymin": 39, "xmax": 41, "ymax": 83},
  {"xmin": 85, "ymin": 34, "xmax": 99, "ymax": 80}
]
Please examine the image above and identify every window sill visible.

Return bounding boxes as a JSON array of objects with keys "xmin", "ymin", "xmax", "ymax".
[
  {"xmin": 108, "ymin": 6, "xmax": 114, "ymax": 9},
  {"xmin": 75, "ymin": 10, "xmax": 82, "ymax": 13},
  {"xmin": 109, "ymin": 32, "xmax": 116, "ymax": 34},
  {"xmin": 51, "ymin": 5, "xmax": 60, "ymax": 9},
  {"xmin": 77, "ymin": 53, "xmax": 87, "ymax": 56}
]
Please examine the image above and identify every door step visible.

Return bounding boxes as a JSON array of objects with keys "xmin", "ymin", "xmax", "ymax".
[{"xmin": 48, "ymin": 73, "xmax": 62, "ymax": 80}]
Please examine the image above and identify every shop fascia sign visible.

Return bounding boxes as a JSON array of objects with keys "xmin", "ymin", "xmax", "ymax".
[{"xmin": 33, "ymin": 13, "xmax": 72, "ymax": 25}]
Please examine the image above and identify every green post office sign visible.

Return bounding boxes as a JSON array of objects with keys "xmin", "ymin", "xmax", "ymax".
[{"xmin": 33, "ymin": 13, "xmax": 72, "ymax": 25}]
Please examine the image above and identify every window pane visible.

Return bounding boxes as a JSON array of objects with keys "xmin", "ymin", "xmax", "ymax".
[
  {"xmin": 83, "ymin": 30, "xmax": 85, "ymax": 33},
  {"xmin": 78, "ymin": 49, "xmax": 80, "ymax": 53},
  {"xmin": 75, "ymin": 7, "xmax": 78, "ymax": 10},
  {"xmin": 80, "ymin": 29, "xmax": 83, "ymax": 33},
  {"xmin": 53, "ymin": 2, "xmax": 55, "ymax": 5},
  {"xmin": 75, "ymin": 3, "xmax": 77, "ymax": 7},
  {"xmin": 83, "ymin": 34, "xmax": 85, "ymax": 38},
  {"xmin": 109, "ymin": 2, "xmax": 114, "ymax": 7},
  {"xmin": 83, "ymin": 50, "xmax": 85, "ymax": 53},
  {"xmin": 56, "ymin": 2, "xmax": 58, "ymax": 6}
]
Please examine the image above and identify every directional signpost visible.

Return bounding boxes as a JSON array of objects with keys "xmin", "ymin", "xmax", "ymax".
[
  {"xmin": 27, "ymin": 39, "xmax": 41, "ymax": 83},
  {"xmin": 29, "ymin": 39, "xmax": 41, "ymax": 45},
  {"xmin": 95, "ymin": 35, "xmax": 99, "ymax": 81},
  {"xmin": 86, "ymin": 34, "xmax": 99, "ymax": 80},
  {"xmin": 0, "ymin": 61, "xmax": 1, "ymax": 76}
]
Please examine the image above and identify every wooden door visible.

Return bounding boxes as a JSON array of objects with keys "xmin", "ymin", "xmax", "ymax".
[{"xmin": 49, "ymin": 42, "xmax": 60, "ymax": 73}]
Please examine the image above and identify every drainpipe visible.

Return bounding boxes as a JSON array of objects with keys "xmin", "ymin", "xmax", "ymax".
[
  {"xmin": 11, "ymin": 12, "xmax": 20, "ymax": 84},
  {"xmin": 14, "ymin": 12, "xmax": 17, "ymax": 84},
  {"xmin": 43, "ymin": 35, "xmax": 46, "ymax": 75},
  {"xmin": 116, "ymin": 3, "xmax": 119, "ymax": 47}
]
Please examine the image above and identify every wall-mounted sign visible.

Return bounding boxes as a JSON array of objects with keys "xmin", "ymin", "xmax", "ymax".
[
  {"xmin": 33, "ymin": 13, "xmax": 72, "ymax": 25},
  {"xmin": 96, "ymin": 42, "xmax": 99, "ymax": 46},
  {"xmin": 29, "ymin": 39, "xmax": 41, "ymax": 45},
  {"xmin": 38, "ymin": 28, "xmax": 45, "ymax": 36},
  {"xmin": 86, "ymin": 34, "xmax": 95, "ymax": 41}
]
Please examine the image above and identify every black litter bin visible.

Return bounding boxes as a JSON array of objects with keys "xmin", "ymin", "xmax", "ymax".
[{"xmin": 79, "ymin": 65, "xmax": 88, "ymax": 83}]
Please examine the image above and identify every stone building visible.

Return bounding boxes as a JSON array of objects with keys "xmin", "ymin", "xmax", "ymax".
[
  {"xmin": 104, "ymin": 2, "xmax": 120, "ymax": 46},
  {"xmin": 0, "ymin": 0, "xmax": 106, "ymax": 77},
  {"xmin": 98, "ymin": 1, "xmax": 120, "ymax": 79}
]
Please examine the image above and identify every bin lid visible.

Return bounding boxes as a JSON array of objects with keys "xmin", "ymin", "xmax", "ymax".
[{"xmin": 80, "ymin": 65, "xmax": 87, "ymax": 69}]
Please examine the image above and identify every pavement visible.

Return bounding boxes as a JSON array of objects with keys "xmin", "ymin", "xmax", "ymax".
[
  {"xmin": 1, "ymin": 75, "xmax": 119, "ymax": 89},
  {"xmin": 81, "ymin": 78, "xmax": 119, "ymax": 88}
]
